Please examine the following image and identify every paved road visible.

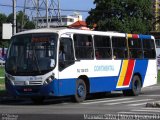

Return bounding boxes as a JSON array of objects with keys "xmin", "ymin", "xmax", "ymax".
[{"xmin": 0, "ymin": 85, "xmax": 160, "ymax": 120}]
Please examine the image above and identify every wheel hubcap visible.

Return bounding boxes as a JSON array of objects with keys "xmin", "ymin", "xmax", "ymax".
[{"xmin": 78, "ymin": 84, "xmax": 85, "ymax": 97}]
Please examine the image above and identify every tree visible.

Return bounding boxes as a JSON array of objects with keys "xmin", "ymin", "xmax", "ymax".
[
  {"xmin": 0, "ymin": 12, "xmax": 35, "ymax": 47},
  {"xmin": 86, "ymin": 0, "xmax": 153, "ymax": 34},
  {"xmin": 0, "ymin": 13, "xmax": 7, "ymax": 25},
  {"xmin": 0, "ymin": 13, "xmax": 7, "ymax": 34},
  {"xmin": 7, "ymin": 11, "xmax": 35, "ymax": 31},
  {"xmin": 24, "ymin": 21, "xmax": 35, "ymax": 29},
  {"xmin": 0, "ymin": 13, "xmax": 7, "ymax": 46}
]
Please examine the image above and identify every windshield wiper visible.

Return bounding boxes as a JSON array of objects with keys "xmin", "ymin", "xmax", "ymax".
[{"xmin": 33, "ymin": 46, "xmax": 41, "ymax": 74}]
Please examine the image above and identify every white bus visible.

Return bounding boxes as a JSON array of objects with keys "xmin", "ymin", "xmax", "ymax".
[
  {"xmin": 150, "ymin": 32, "xmax": 160, "ymax": 70},
  {"xmin": 5, "ymin": 28, "xmax": 157, "ymax": 103}
]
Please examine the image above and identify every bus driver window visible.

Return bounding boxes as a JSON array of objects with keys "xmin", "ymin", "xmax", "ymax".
[
  {"xmin": 59, "ymin": 45, "xmax": 65, "ymax": 61},
  {"xmin": 58, "ymin": 38, "xmax": 74, "ymax": 71},
  {"xmin": 59, "ymin": 44, "xmax": 65, "ymax": 69}
]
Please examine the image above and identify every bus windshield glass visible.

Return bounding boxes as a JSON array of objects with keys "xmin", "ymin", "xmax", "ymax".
[{"xmin": 5, "ymin": 33, "xmax": 58, "ymax": 75}]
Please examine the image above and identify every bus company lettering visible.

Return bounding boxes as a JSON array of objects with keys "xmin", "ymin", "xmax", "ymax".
[{"xmin": 94, "ymin": 65, "xmax": 114, "ymax": 72}]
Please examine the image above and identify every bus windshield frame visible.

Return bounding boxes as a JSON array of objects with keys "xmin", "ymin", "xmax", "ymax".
[{"xmin": 5, "ymin": 33, "xmax": 58, "ymax": 76}]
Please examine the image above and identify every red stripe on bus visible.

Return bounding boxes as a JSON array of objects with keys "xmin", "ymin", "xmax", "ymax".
[
  {"xmin": 132, "ymin": 34, "xmax": 139, "ymax": 39},
  {"xmin": 123, "ymin": 60, "xmax": 135, "ymax": 86}
]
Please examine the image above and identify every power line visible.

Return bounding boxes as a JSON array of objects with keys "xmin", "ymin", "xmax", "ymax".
[{"xmin": 0, "ymin": 3, "xmax": 89, "ymax": 12}]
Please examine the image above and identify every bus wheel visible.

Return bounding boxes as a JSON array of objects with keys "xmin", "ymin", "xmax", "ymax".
[
  {"xmin": 74, "ymin": 79, "xmax": 87, "ymax": 102},
  {"xmin": 123, "ymin": 75, "xmax": 141, "ymax": 96},
  {"xmin": 31, "ymin": 96, "xmax": 45, "ymax": 104}
]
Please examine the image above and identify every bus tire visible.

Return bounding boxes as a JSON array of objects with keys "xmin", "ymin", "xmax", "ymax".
[
  {"xmin": 31, "ymin": 96, "xmax": 45, "ymax": 104},
  {"xmin": 74, "ymin": 79, "xmax": 87, "ymax": 102},
  {"xmin": 123, "ymin": 75, "xmax": 141, "ymax": 96}
]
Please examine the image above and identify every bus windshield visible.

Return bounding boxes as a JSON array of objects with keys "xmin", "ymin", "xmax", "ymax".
[{"xmin": 5, "ymin": 33, "xmax": 58, "ymax": 76}]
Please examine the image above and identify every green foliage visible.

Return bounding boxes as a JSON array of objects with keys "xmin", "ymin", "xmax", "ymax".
[
  {"xmin": 0, "ymin": 13, "xmax": 7, "ymax": 35},
  {"xmin": 86, "ymin": 0, "xmax": 153, "ymax": 33},
  {"xmin": 0, "ymin": 67, "xmax": 5, "ymax": 91},
  {"xmin": 24, "ymin": 21, "xmax": 35, "ymax": 29},
  {"xmin": 7, "ymin": 11, "xmax": 35, "ymax": 30},
  {"xmin": 0, "ymin": 13, "xmax": 7, "ymax": 25},
  {"xmin": 0, "ymin": 13, "xmax": 8, "ymax": 46},
  {"xmin": 0, "ymin": 67, "xmax": 5, "ymax": 77},
  {"xmin": 0, "ymin": 78, "xmax": 4, "ymax": 85},
  {"xmin": 0, "ymin": 41, "xmax": 9, "ymax": 48},
  {"xmin": 0, "ymin": 11, "xmax": 35, "ymax": 45},
  {"xmin": 158, "ymin": 71, "xmax": 160, "ymax": 84},
  {"xmin": 6, "ymin": 13, "xmax": 13, "ymax": 23}
]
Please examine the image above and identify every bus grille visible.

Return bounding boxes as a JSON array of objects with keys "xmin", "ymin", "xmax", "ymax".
[
  {"xmin": 14, "ymin": 80, "xmax": 43, "ymax": 86},
  {"xmin": 14, "ymin": 81, "xmax": 24, "ymax": 86},
  {"xmin": 29, "ymin": 81, "xmax": 43, "ymax": 85}
]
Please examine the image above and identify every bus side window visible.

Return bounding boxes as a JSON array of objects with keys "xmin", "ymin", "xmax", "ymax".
[
  {"xmin": 143, "ymin": 39, "xmax": 156, "ymax": 59},
  {"xmin": 94, "ymin": 35, "xmax": 111, "ymax": 59},
  {"xmin": 73, "ymin": 34, "xmax": 93, "ymax": 60},
  {"xmin": 128, "ymin": 38, "xmax": 142, "ymax": 59},
  {"xmin": 112, "ymin": 37, "xmax": 127, "ymax": 59}
]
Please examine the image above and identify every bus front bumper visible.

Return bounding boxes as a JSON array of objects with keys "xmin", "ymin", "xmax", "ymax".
[{"xmin": 5, "ymin": 78, "xmax": 58, "ymax": 97}]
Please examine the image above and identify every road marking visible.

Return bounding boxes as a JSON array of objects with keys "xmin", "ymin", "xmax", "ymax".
[
  {"xmin": 104, "ymin": 99, "xmax": 153, "ymax": 105},
  {"xmin": 128, "ymin": 102, "xmax": 150, "ymax": 107},
  {"xmin": 153, "ymin": 100, "xmax": 160, "ymax": 103},
  {"xmin": 118, "ymin": 111, "xmax": 160, "ymax": 115},
  {"xmin": 128, "ymin": 100, "xmax": 160, "ymax": 106},
  {"xmin": 142, "ymin": 86, "xmax": 160, "ymax": 90},
  {"xmin": 84, "ymin": 98, "xmax": 115, "ymax": 103},
  {"xmin": 141, "ymin": 108, "xmax": 160, "ymax": 110},
  {"xmin": 131, "ymin": 109, "xmax": 160, "ymax": 113},
  {"xmin": 81, "ymin": 98, "xmax": 133, "ymax": 105},
  {"xmin": 127, "ymin": 99, "xmax": 156, "ymax": 106},
  {"xmin": 141, "ymin": 95, "xmax": 160, "ymax": 97}
]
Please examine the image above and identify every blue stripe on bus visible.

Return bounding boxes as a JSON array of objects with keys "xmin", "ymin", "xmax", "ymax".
[
  {"xmin": 58, "ymin": 78, "xmax": 76, "ymax": 96},
  {"xmin": 89, "ymin": 76, "xmax": 117, "ymax": 92},
  {"xmin": 130, "ymin": 60, "xmax": 148, "ymax": 87},
  {"xmin": 40, "ymin": 80, "xmax": 59, "ymax": 96},
  {"xmin": 139, "ymin": 35, "xmax": 151, "ymax": 39},
  {"xmin": 118, "ymin": 60, "xmax": 123, "ymax": 78},
  {"xmin": 58, "ymin": 77, "xmax": 117, "ymax": 95}
]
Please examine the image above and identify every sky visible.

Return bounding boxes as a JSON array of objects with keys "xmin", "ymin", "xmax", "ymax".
[{"xmin": 0, "ymin": 0, "xmax": 95, "ymax": 20}]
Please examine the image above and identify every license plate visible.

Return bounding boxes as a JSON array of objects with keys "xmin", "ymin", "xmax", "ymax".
[{"xmin": 23, "ymin": 88, "xmax": 32, "ymax": 92}]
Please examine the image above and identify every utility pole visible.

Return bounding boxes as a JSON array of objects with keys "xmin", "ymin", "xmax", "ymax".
[
  {"xmin": 36, "ymin": 0, "xmax": 39, "ymax": 29},
  {"xmin": 23, "ymin": 0, "xmax": 62, "ymax": 28},
  {"xmin": 13, "ymin": 0, "xmax": 16, "ymax": 35},
  {"xmin": 58, "ymin": 0, "xmax": 62, "ymax": 24},
  {"xmin": 46, "ymin": 0, "xmax": 49, "ymax": 28}
]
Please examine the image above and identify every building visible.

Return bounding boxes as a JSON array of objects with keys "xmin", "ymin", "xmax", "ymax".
[
  {"xmin": 33, "ymin": 13, "xmax": 82, "ymax": 28},
  {"xmin": 152, "ymin": 0, "xmax": 160, "ymax": 31},
  {"xmin": 68, "ymin": 20, "xmax": 91, "ymax": 30}
]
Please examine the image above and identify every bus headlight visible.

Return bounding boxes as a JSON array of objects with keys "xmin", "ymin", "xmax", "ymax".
[{"xmin": 44, "ymin": 73, "xmax": 55, "ymax": 85}]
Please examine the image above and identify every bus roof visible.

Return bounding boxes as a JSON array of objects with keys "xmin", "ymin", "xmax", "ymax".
[
  {"xmin": 14, "ymin": 28, "xmax": 154, "ymax": 39},
  {"xmin": 14, "ymin": 28, "xmax": 125, "ymax": 37}
]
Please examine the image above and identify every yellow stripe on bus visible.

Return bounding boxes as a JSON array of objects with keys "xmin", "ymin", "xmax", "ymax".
[
  {"xmin": 127, "ymin": 34, "xmax": 132, "ymax": 38},
  {"xmin": 117, "ymin": 60, "xmax": 129, "ymax": 87}
]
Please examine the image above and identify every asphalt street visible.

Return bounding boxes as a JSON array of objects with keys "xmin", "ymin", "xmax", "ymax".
[{"xmin": 0, "ymin": 85, "xmax": 160, "ymax": 120}]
